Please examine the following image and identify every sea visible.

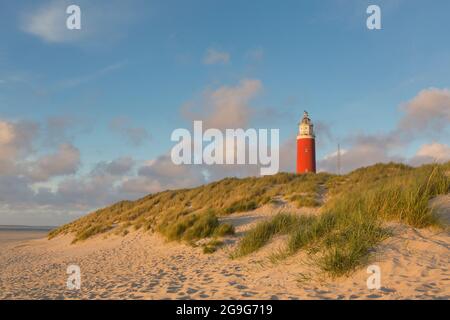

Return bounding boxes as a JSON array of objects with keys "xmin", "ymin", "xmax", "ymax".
[{"xmin": 0, "ymin": 225, "xmax": 56, "ymax": 244}]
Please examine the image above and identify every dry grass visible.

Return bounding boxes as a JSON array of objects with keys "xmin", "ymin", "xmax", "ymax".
[
  {"xmin": 234, "ymin": 162, "xmax": 449, "ymax": 276},
  {"xmin": 48, "ymin": 172, "xmax": 330, "ymax": 242}
]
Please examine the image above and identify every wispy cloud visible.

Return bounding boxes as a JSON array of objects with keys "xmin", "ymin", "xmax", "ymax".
[
  {"xmin": 203, "ymin": 48, "xmax": 231, "ymax": 65},
  {"xmin": 109, "ymin": 117, "xmax": 151, "ymax": 147},
  {"xmin": 245, "ymin": 47, "xmax": 264, "ymax": 62},
  {"xmin": 20, "ymin": 0, "xmax": 77, "ymax": 43},
  {"xmin": 91, "ymin": 157, "xmax": 135, "ymax": 176},
  {"xmin": 410, "ymin": 142, "xmax": 450, "ymax": 166},
  {"xmin": 58, "ymin": 61, "xmax": 127, "ymax": 89},
  {"xmin": 27, "ymin": 143, "xmax": 80, "ymax": 182},
  {"xmin": 398, "ymin": 88, "xmax": 450, "ymax": 137},
  {"xmin": 20, "ymin": 0, "xmax": 141, "ymax": 45},
  {"xmin": 181, "ymin": 79, "xmax": 262, "ymax": 129}
]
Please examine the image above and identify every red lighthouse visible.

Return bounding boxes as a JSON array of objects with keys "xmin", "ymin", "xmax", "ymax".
[{"xmin": 297, "ymin": 111, "xmax": 316, "ymax": 174}]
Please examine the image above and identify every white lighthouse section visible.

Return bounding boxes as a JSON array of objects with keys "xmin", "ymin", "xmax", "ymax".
[{"xmin": 297, "ymin": 111, "xmax": 315, "ymax": 139}]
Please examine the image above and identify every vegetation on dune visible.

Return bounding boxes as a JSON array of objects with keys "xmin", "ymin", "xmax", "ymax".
[
  {"xmin": 325, "ymin": 163, "xmax": 449, "ymax": 228},
  {"xmin": 157, "ymin": 210, "xmax": 235, "ymax": 242},
  {"xmin": 232, "ymin": 213, "xmax": 306, "ymax": 257},
  {"xmin": 235, "ymin": 162, "xmax": 449, "ymax": 276},
  {"xmin": 202, "ymin": 239, "xmax": 225, "ymax": 254},
  {"xmin": 289, "ymin": 194, "xmax": 321, "ymax": 208},
  {"xmin": 48, "ymin": 172, "xmax": 330, "ymax": 242},
  {"xmin": 48, "ymin": 161, "xmax": 449, "ymax": 275}
]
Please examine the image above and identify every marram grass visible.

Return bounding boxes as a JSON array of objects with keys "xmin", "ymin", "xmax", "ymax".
[
  {"xmin": 157, "ymin": 210, "xmax": 235, "ymax": 242},
  {"xmin": 48, "ymin": 171, "xmax": 329, "ymax": 241},
  {"xmin": 48, "ymin": 162, "xmax": 449, "ymax": 275},
  {"xmin": 235, "ymin": 163, "xmax": 449, "ymax": 276}
]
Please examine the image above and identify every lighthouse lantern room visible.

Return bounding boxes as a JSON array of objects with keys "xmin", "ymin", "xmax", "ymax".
[{"xmin": 296, "ymin": 111, "xmax": 316, "ymax": 174}]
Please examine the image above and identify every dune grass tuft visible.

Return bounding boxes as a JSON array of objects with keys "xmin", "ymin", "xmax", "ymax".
[
  {"xmin": 232, "ymin": 213, "xmax": 303, "ymax": 257},
  {"xmin": 290, "ymin": 194, "xmax": 321, "ymax": 208},
  {"xmin": 213, "ymin": 223, "xmax": 235, "ymax": 237},
  {"xmin": 157, "ymin": 210, "xmax": 234, "ymax": 243},
  {"xmin": 202, "ymin": 239, "xmax": 225, "ymax": 254},
  {"xmin": 324, "ymin": 164, "xmax": 449, "ymax": 228},
  {"xmin": 234, "ymin": 163, "xmax": 449, "ymax": 276}
]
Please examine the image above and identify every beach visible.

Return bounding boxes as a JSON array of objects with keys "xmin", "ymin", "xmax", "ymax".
[
  {"xmin": 0, "ymin": 228, "xmax": 51, "ymax": 245},
  {"xmin": 0, "ymin": 201, "xmax": 448, "ymax": 300}
]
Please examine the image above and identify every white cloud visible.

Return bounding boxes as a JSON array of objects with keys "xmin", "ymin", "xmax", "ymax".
[
  {"xmin": 136, "ymin": 154, "xmax": 205, "ymax": 189},
  {"xmin": 409, "ymin": 142, "xmax": 450, "ymax": 166},
  {"xmin": 415, "ymin": 142, "xmax": 450, "ymax": 161},
  {"xmin": 20, "ymin": 0, "xmax": 140, "ymax": 44},
  {"xmin": 21, "ymin": 0, "xmax": 82, "ymax": 43},
  {"xmin": 182, "ymin": 79, "xmax": 262, "ymax": 129},
  {"xmin": 399, "ymin": 88, "xmax": 450, "ymax": 137},
  {"xmin": 0, "ymin": 121, "xmax": 15, "ymax": 145},
  {"xmin": 118, "ymin": 176, "xmax": 166, "ymax": 195},
  {"xmin": 203, "ymin": 48, "xmax": 231, "ymax": 65},
  {"xmin": 0, "ymin": 119, "xmax": 38, "ymax": 175},
  {"xmin": 92, "ymin": 157, "xmax": 135, "ymax": 176},
  {"xmin": 27, "ymin": 143, "xmax": 80, "ymax": 182}
]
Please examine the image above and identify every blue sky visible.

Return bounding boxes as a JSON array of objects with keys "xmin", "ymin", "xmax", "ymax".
[{"xmin": 0, "ymin": 0, "xmax": 449, "ymax": 225}]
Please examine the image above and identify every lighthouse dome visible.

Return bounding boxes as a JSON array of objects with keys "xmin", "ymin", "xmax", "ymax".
[
  {"xmin": 301, "ymin": 111, "xmax": 311, "ymax": 124},
  {"xmin": 298, "ymin": 111, "xmax": 315, "ymax": 138}
]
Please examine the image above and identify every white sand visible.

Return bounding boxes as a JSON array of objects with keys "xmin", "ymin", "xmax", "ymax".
[{"xmin": 0, "ymin": 197, "xmax": 448, "ymax": 300}]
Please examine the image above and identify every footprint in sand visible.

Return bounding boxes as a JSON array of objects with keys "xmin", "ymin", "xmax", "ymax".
[
  {"xmin": 149, "ymin": 279, "xmax": 160, "ymax": 286},
  {"xmin": 186, "ymin": 288, "xmax": 198, "ymax": 294},
  {"xmin": 235, "ymin": 284, "xmax": 248, "ymax": 290},
  {"xmin": 241, "ymin": 292, "xmax": 256, "ymax": 297},
  {"xmin": 178, "ymin": 275, "xmax": 187, "ymax": 282},
  {"xmin": 380, "ymin": 287, "xmax": 396, "ymax": 293},
  {"xmin": 166, "ymin": 286, "xmax": 182, "ymax": 294}
]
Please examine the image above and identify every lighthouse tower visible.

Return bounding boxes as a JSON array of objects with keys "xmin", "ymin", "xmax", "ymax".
[{"xmin": 296, "ymin": 111, "xmax": 316, "ymax": 174}]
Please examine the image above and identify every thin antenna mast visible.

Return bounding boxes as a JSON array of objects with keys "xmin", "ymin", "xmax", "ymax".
[{"xmin": 337, "ymin": 143, "xmax": 341, "ymax": 175}]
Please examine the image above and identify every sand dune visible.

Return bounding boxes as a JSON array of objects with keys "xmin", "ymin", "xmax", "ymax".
[{"xmin": 0, "ymin": 198, "xmax": 448, "ymax": 300}]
